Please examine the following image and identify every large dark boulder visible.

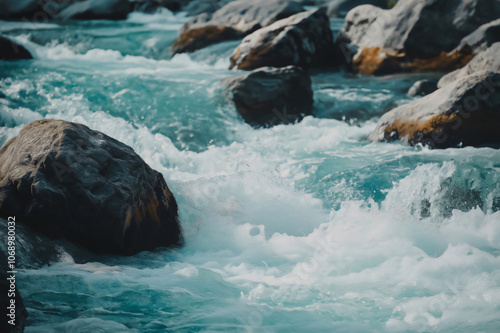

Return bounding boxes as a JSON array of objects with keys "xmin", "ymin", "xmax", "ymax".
[
  {"xmin": 172, "ymin": 0, "xmax": 304, "ymax": 54},
  {"xmin": 0, "ymin": 37, "xmax": 33, "ymax": 61},
  {"xmin": 369, "ymin": 70, "xmax": 500, "ymax": 148},
  {"xmin": 222, "ymin": 66, "xmax": 313, "ymax": 126},
  {"xmin": 0, "ymin": 120, "xmax": 182, "ymax": 255},
  {"xmin": 229, "ymin": 8, "xmax": 339, "ymax": 70},
  {"xmin": 338, "ymin": 0, "xmax": 500, "ymax": 75}
]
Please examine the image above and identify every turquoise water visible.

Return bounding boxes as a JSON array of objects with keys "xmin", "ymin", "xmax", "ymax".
[{"xmin": 1, "ymin": 10, "xmax": 500, "ymax": 333}]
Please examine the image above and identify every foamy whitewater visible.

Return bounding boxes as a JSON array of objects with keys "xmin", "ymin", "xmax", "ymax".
[{"xmin": 1, "ymin": 11, "xmax": 499, "ymax": 332}]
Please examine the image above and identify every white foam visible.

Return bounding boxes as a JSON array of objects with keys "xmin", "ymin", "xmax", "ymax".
[
  {"xmin": 127, "ymin": 8, "xmax": 185, "ymax": 23},
  {"xmin": 8, "ymin": 102, "xmax": 498, "ymax": 331},
  {"xmin": 3, "ymin": 36, "xmax": 499, "ymax": 330},
  {"xmin": 127, "ymin": 8, "xmax": 188, "ymax": 31},
  {"xmin": 0, "ymin": 105, "xmax": 42, "ymax": 128},
  {"xmin": 20, "ymin": 38, "xmax": 229, "ymax": 71},
  {"xmin": 174, "ymin": 264, "xmax": 199, "ymax": 278},
  {"xmin": 1, "ymin": 78, "xmax": 35, "ymax": 97}
]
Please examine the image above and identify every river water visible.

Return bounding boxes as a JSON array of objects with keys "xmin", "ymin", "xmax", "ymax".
[{"xmin": 1, "ymin": 9, "xmax": 499, "ymax": 333}]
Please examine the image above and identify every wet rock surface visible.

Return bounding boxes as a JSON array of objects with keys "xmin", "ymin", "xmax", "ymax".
[
  {"xmin": 222, "ymin": 66, "xmax": 313, "ymax": 126},
  {"xmin": 0, "ymin": 120, "xmax": 182, "ymax": 255},
  {"xmin": 229, "ymin": 9, "xmax": 339, "ymax": 70},
  {"xmin": 338, "ymin": 0, "xmax": 500, "ymax": 75},
  {"xmin": 370, "ymin": 71, "xmax": 500, "ymax": 148},
  {"xmin": 172, "ymin": 0, "xmax": 304, "ymax": 54}
]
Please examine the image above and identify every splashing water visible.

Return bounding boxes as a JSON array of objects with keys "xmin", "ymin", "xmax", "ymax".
[{"xmin": 0, "ymin": 11, "xmax": 499, "ymax": 333}]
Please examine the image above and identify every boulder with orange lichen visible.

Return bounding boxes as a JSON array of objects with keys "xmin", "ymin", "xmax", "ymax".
[
  {"xmin": 369, "ymin": 71, "xmax": 500, "ymax": 148},
  {"xmin": 229, "ymin": 8, "xmax": 340, "ymax": 70},
  {"xmin": 0, "ymin": 120, "xmax": 181, "ymax": 255},
  {"xmin": 350, "ymin": 47, "xmax": 475, "ymax": 76},
  {"xmin": 172, "ymin": 0, "xmax": 304, "ymax": 54},
  {"xmin": 337, "ymin": 0, "xmax": 500, "ymax": 75},
  {"xmin": 438, "ymin": 42, "xmax": 500, "ymax": 88}
]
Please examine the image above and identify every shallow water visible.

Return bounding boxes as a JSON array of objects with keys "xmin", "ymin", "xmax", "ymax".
[{"xmin": 1, "ymin": 9, "xmax": 500, "ymax": 333}]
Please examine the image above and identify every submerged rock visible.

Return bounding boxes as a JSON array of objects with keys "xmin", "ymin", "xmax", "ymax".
[
  {"xmin": 0, "ymin": 218, "xmax": 95, "ymax": 269},
  {"xmin": 222, "ymin": 66, "xmax": 313, "ymax": 126},
  {"xmin": 230, "ymin": 8, "xmax": 338, "ymax": 70},
  {"xmin": 0, "ymin": 36, "xmax": 33, "ymax": 61},
  {"xmin": 369, "ymin": 71, "xmax": 500, "ymax": 148},
  {"xmin": 172, "ymin": 0, "xmax": 304, "ymax": 54},
  {"xmin": 0, "ymin": 120, "xmax": 182, "ymax": 255},
  {"xmin": 407, "ymin": 79, "xmax": 438, "ymax": 97},
  {"xmin": 338, "ymin": 0, "xmax": 500, "ymax": 75}
]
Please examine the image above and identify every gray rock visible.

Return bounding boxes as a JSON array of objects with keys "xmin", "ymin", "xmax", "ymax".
[
  {"xmin": 55, "ymin": 0, "xmax": 133, "ymax": 20},
  {"xmin": 407, "ymin": 79, "xmax": 438, "ymax": 97},
  {"xmin": 336, "ymin": 4, "xmax": 384, "ymax": 48},
  {"xmin": 172, "ymin": 0, "xmax": 304, "ymax": 53},
  {"xmin": 327, "ymin": 0, "xmax": 388, "ymax": 18},
  {"xmin": 222, "ymin": 66, "xmax": 313, "ymax": 126},
  {"xmin": 438, "ymin": 42, "xmax": 500, "ymax": 88},
  {"xmin": 230, "ymin": 8, "xmax": 338, "ymax": 70},
  {"xmin": 0, "ymin": 120, "xmax": 182, "ymax": 255},
  {"xmin": 0, "ymin": 36, "xmax": 33, "ymax": 61},
  {"xmin": 340, "ymin": 0, "xmax": 500, "ymax": 58},
  {"xmin": 369, "ymin": 71, "xmax": 500, "ymax": 148},
  {"xmin": 337, "ymin": 0, "xmax": 500, "ymax": 74}
]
